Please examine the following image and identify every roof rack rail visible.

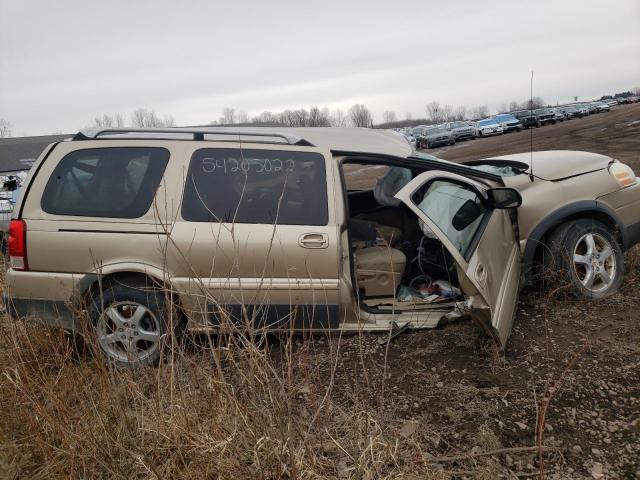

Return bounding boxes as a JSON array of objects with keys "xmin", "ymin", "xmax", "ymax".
[{"xmin": 72, "ymin": 128, "xmax": 315, "ymax": 146}]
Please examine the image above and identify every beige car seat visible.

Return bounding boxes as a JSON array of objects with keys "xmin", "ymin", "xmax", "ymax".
[{"xmin": 355, "ymin": 246, "xmax": 407, "ymax": 297}]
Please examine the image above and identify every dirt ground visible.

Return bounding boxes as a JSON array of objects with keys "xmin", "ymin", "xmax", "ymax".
[{"xmin": 324, "ymin": 104, "xmax": 640, "ymax": 478}]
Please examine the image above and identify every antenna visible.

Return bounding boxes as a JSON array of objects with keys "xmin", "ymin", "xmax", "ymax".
[{"xmin": 529, "ymin": 70, "xmax": 534, "ymax": 181}]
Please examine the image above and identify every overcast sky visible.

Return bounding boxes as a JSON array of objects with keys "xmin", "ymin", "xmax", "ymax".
[{"xmin": 1, "ymin": 0, "xmax": 639, "ymax": 136}]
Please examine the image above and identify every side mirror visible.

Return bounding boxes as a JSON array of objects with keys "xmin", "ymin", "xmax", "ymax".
[{"xmin": 487, "ymin": 188, "xmax": 522, "ymax": 209}]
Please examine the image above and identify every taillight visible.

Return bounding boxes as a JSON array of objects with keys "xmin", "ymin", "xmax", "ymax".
[{"xmin": 8, "ymin": 219, "xmax": 28, "ymax": 270}]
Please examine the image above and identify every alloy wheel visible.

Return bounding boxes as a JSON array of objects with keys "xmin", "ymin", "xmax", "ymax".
[
  {"xmin": 97, "ymin": 301, "xmax": 162, "ymax": 364},
  {"xmin": 572, "ymin": 233, "xmax": 616, "ymax": 293}
]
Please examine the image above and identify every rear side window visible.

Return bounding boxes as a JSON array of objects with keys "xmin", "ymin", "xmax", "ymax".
[
  {"xmin": 41, "ymin": 147, "xmax": 169, "ymax": 218},
  {"xmin": 182, "ymin": 148, "xmax": 328, "ymax": 225}
]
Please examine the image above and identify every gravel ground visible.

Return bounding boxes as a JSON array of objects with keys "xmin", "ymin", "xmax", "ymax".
[{"xmin": 326, "ymin": 103, "xmax": 640, "ymax": 478}]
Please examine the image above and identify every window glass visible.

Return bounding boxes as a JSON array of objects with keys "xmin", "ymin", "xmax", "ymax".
[
  {"xmin": 182, "ymin": 148, "xmax": 328, "ymax": 225},
  {"xmin": 415, "ymin": 180, "xmax": 487, "ymax": 256},
  {"xmin": 41, "ymin": 147, "xmax": 169, "ymax": 218}
]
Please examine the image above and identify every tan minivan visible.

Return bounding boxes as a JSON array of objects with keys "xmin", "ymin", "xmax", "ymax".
[{"xmin": 4, "ymin": 127, "xmax": 640, "ymax": 366}]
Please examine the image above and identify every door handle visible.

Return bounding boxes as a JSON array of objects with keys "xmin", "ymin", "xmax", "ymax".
[{"xmin": 298, "ymin": 233, "xmax": 329, "ymax": 249}]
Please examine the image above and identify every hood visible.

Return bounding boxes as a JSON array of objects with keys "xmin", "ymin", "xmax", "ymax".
[{"xmin": 467, "ymin": 150, "xmax": 612, "ymax": 180}]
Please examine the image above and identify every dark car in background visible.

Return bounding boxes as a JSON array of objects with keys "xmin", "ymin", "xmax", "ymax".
[
  {"xmin": 494, "ymin": 113, "xmax": 523, "ymax": 133},
  {"xmin": 443, "ymin": 121, "xmax": 476, "ymax": 141},
  {"xmin": 417, "ymin": 126, "xmax": 455, "ymax": 148},
  {"xmin": 511, "ymin": 110, "xmax": 541, "ymax": 129},
  {"xmin": 559, "ymin": 105, "xmax": 583, "ymax": 119},
  {"xmin": 533, "ymin": 108, "xmax": 557, "ymax": 125}
]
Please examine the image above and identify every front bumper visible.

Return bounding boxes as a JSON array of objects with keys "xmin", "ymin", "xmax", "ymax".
[
  {"xmin": 503, "ymin": 124, "xmax": 522, "ymax": 132},
  {"xmin": 625, "ymin": 221, "xmax": 640, "ymax": 251},
  {"xmin": 454, "ymin": 130, "xmax": 475, "ymax": 140},
  {"xmin": 597, "ymin": 184, "xmax": 640, "ymax": 250},
  {"xmin": 427, "ymin": 137, "xmax": 451, "ymax": 146}
]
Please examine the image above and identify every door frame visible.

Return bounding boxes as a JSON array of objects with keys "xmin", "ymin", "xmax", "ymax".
[{"xmin": 336, "ymin": 153, "xmax": 504, "ymax": 316}]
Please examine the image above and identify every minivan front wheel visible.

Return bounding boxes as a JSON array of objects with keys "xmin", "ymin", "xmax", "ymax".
[
  {"xmin": 548, "ymin": 219, "xmax": 623, "ymax": 299},
  {"xmin": 89, "ymin": 284, "xmax": 168, "ymax": 367}
]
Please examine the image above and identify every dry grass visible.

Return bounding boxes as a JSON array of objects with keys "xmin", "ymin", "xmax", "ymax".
[
  {"xmin": 1, "ymin": 248, "xmax": 638, "ymax": 479},
  {"xmin": 0, "ymin": 268, "xmax": 467, "ymax": 480}
]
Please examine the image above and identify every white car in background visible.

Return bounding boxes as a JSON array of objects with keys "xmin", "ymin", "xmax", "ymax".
[{"xmin": 476, "ymin": 118, "xmax": 504, "ymax": 137}]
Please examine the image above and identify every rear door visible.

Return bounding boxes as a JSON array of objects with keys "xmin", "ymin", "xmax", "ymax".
[
  {"xmin": 395, "ymin": 170, "xmax": 520, "ymax": 346},
  {"xmin": 168, "ymin": 144, "xmax": 341, "ymax": 331}
]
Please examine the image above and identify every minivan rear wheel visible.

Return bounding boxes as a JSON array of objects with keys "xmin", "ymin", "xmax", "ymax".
[
  {"xmin": 546, "ymin": 219, "xmax": 623, "ymax": 299},
  {"xmin": 89, "ymin": 282, "xmax": 168, "ymax": 368}
]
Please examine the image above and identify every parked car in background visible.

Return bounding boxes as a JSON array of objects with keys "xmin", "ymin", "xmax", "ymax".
[
  {"xmin": 550, "ymin": 108, "xmax": 567, "ymax": 122},
  {"xmin": 574, "ymin": 104, "xmax": 591, "ymax": 116},
  {"xmin": 604, "ymin": 99, "xmax": 618, "ymax": 108},
  {"xmin": 559, "ymin": 105, "xmax": 582, "ymax": 119},
  {"xmin": 628, "ymin": 96, "xmax": 639, "ymax": 103},
  {"xmin": 494, "ymin": 114, "xmax": 523, "ymax": 133},
  {"xmin": 476, "ymin": 119, "xmax": 504, "ymax": 137},
  {"xmin": 401, "ymin": 132, "xmax": 417, "ymax": 149},
  {"xmin": 0, "ymin": 173, "xmax": 28, "ymax": 250},
  {"xmin": 587, "ymin": 103, "xmax": 599, "ymax": 114},
  {"xmin": 533, "ymin": 108, "xmax": 556, "ymax": 125},
  {"xmin": 512, "ymin": 110, "xmax": 541, "ymax": 129},
  {"xmin": 412, "ymin": 126, "xmax": 430, "ymax": 138},
  {"xmin": 443, "ymin": 121, "xmax": 476, "ymax": 141},
  {"xmin": 417, "ymin": 126, "xmax": 456, "ymax": 149}
]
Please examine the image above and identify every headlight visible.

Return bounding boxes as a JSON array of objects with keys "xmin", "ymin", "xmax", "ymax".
[{"xmin": 609, "ymin": 162, "xmax": 637, "ymax": 187}]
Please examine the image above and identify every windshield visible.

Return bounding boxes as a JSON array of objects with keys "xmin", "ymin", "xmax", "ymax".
[
  {"xmin": 478, "ymin": 119, "xmax": 498, "ymax": 126},
  {"xmin": 495, "ymin": 114, "xmax": 517, "ymax": 122},
  {"xmin": 427, "ymin": 128, "xmax": 447, "ymax": 135},
  {"xmin": 452, "ymin": 121, "xmax": 467, "ymax": 128},
  {"xmin": 408, "ymin": 152, "xmax": 519, "ymax": 179}
]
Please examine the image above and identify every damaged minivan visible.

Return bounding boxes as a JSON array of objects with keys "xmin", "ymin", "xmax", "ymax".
[{"xmin": 4, "ymin": 127, "xmax": 640, "ymax": 367}]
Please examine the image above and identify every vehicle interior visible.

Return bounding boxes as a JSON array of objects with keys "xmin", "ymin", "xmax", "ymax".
[{"xmin": 340, "ymin": 161, "xmax": 467, "ymax": 314}]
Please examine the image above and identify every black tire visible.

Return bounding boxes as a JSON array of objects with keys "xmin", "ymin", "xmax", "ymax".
[
  {"xmin": 88, "ymin": 279, "xmax": 170, "ymax": 368},
  {"xmin": 545, "ymin": 219, "xmax": 624, "ymax": 299}
]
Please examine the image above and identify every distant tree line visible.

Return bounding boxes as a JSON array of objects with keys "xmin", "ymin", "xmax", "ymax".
[
  {"xmin": 208, "ymin": 104, "xmax": 372, "ymax": 128},
  {"xmin": 600, "ymin": 88, "xmax": 640, "ymax": 100},
  {"xmin": 92, "ymin": 109, "xmax": 175, "ymax": 128},
  {"xmin": 0, "ymin": 118, "xmax": 11, "ymax": 138}
]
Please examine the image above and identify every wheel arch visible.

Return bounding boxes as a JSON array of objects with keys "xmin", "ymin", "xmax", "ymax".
[
  {"xmin": 522, "ymin": 201, "xmax": 627, "ymax": 283},
  {"xmin": 76, "ymin": 267, "xmax": 188, "ymax": 327}
]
